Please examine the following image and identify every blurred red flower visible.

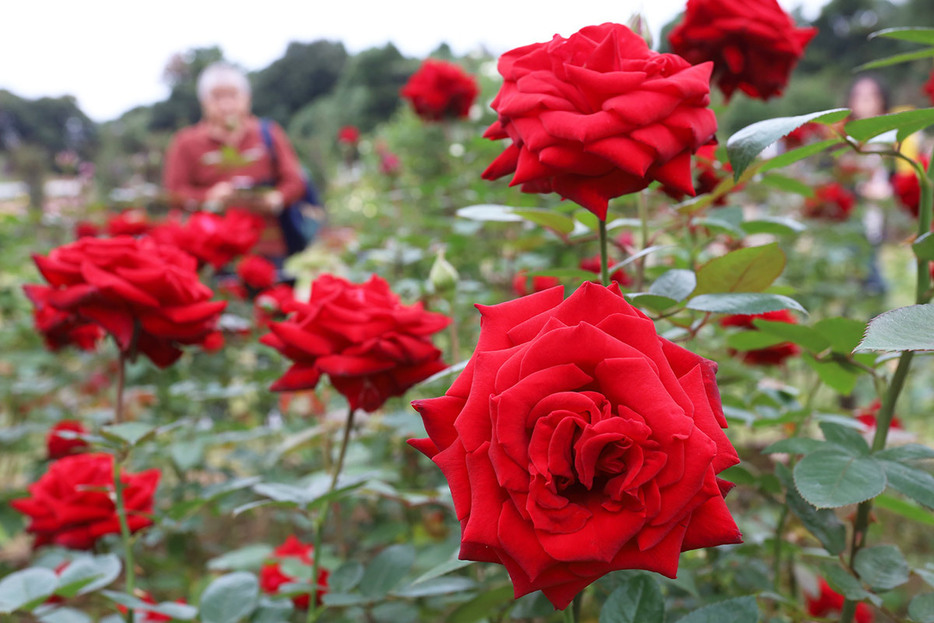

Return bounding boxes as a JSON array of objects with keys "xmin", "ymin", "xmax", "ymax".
[
  {"xmin": 806, "ymin": 577, "xmax": 874, "ymax": 623},
  {"xmin": 74, "ymin": 221, "xmax": 100, "ymax": 239},
  {"xmin": 237, "ymin": 254, "xmax": 277, "ymax": 291},
  {"xmin": 579, "ymin": 255, "xmax": 633, "ymax": 287},
  {"xmin": 400, "ymin": 59, "xmax": 479, "ymax": 122},
  {"xmin": 11, "ymin": 452, "xmax": 160, "ymax": 550},
  {"xmin": 802, "ymin": 182, "xmax": 855, "ymax": 222},
  {"xmin": 482, "ymin": 22, "xmax": 717, "ymax": 220},
  {"xmin": 150, "ymin": 208, "xmax": 264, "ymax": 270},
  {"xmin": 892, "ymin": 155, "xmax": 929, "ymax": 218},
  {"xmin": 29, "ymin": 236, "xmax": 226, "ymax": 367},
  {"xmin": 924, "ymin": 70, "xmax": 934, "ymax": 106},
  {"xmin": 719, "ymin": 309, "xmax": 801, "ymax": 366},
  {"xmin": 662, "ymin": 143, "xmax": 734, "ymax": 204},
  {"xmin": 668, "ymin": 0, "xmax": 817, "ymax": 101},
  {"xmin": 106, "ymin": 208, "xmax": 151, "ymax": 237},
  {"xmin": 22, "ymin": 284, "xmax": 103, "ymax": 352},
  {"xmin": 261, "ymin": 274, "xmax": 450, "ymax": 412},
  {"xmin": 337, "ymin": 125, "xmax": 360, "ymax": 144},
  {"xmin": 254, "ymin": 283, "xmax": 296, "ymax": 328},
  {"xmin": 259, "ymin": 535, "xmax": 329, "ymax": 609},
  {"xmin": 512, "ymin": 271, "xmax": 561, "ymax": 297},
  {"xmin": 46, "ymin": 420, "xmax": 89, "ymax": 459}
]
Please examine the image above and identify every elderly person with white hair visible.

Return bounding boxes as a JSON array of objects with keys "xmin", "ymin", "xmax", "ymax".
[{"xmin": 163, "ymin": 61, "xmax": 312, "ymax": 261}]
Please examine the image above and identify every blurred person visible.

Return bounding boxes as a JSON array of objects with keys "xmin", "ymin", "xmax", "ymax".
[{"xmin": 162, "ymin": 62, "xmax": 318, "ymax": 265}]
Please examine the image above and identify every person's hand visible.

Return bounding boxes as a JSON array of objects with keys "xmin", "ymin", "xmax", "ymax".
[
  {"xmin": 263, "ymin": 190, "xmax": 284, "ymax": 215},
  {"xmin": 206, "ymin": 181, "xmax": 235, "ymax": 204}
]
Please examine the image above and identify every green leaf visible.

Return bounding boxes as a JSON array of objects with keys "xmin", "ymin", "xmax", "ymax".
[
  {"xmin": 874, "ymin": 494, "xmax": 934, "ymax": 525},
  {"xmin": 358, "ymin": 544, "xmax": 416, "ymax": 598},
  {"xmin": 102, "ymin": 591, "xmax": 198, "ymax": 620},
  {"xmin": 869, "ymin": 27, "xmax": 934, "ymax": 45},
  {"xmin": 753, "ymin": 319, "xmax": 830, "ymax": 351},
  {"xmin": 854, "ymin": 545, "xmax": 910, "ymax": 590},
  {"xmin": 410, "ymin": 557, "xmax": 474, "ymax": 585},
  {"xmin": 612, "ymin": 245, "xmax": 675, "ymax": 270},
  {"xmin": 914, "ymin": 232, "xmax": 934, "ymax": 262},
  {"xmin": 649, "ymin": 269, "xmax": 696, "ymax": 302},
  {"xmin": 854, "ymin": 47, "xmax": 934, "ymax": 71},
  {"xmin": 740, "ymin": 216, "xmax": 807, "ymax": 236},
  {"xmin": 600, "ymin": 574, "xmax": 665, "ymax": 623},
  {"xmin": 55, "ymin": 554, "xmax": 121, "ymax": 597},
  {"xmin": 814, "ymin": 317, "xmax": 867, "ymax": 354},
  {"xmin": 687, "ymin": 293, "xmax": 806, "ymax": 315},
  {"xmin": 803, "ymin": 354, "xmax": 860, "ymax": 395},
  {"xmin": 727, "ymin": 109, "xmax": 849, "ymax": 179},
  {"xmin": 819, "ymin": 421, "xmax": 870, "ymax": 456},
  {"xmin": 198, "ymin": 572, "xmax": 259, "ymax": 623},
  {"xmin": 0, "ymin": 567, "xmax": 58, "ymax": 613},
  {"xmin": 512, "ymin": 208, "xmax": 576, "ymax": 235},
  {"xmin": 529, "ymin": 267, "xmax": 600, "ymax": 282},
  {"xmin": 821, "ymin": 565, "xmax": 882, "ymax": 606},
  {"xmin": 909, "ymin": 593, "xmax": 934, "ymax": 623},
  {"xmin": 794, "ymin": 447, "xmax": 886, "ymax": 508},
  {"xmin": 776, "ymin": 463, "xmax": 846, "ymax": 555},
  {"xmin": 760, "ymin": 173, "xmax": 815, "ymax": 197},
  {"xmin": 675, "ymin": 595, "xmax": 759, "ymax": 623},
  {"xmin": 37, "ymin": 607, "xmax": 94, "ymax": 623},
  {"xmin": 627, "ymin": 293, "xmax": 679, "ymax": 313},
  {"xmin": 692, "ymin": 243, "xmax": 786, "ymax": 295},
  {"xmin": 855, "ymin": 304, "xmax": 934, "ymax": 352},
  {"xmin": 876, "ymin": 444, "xmax": 934, "ymax": 462},
  {"xmin": 207, "ymin": 544, "xmax": 274, "ymax": 572},
  {"xmin": 845, "ymin": 108, "xmax": 934, "ymax": 143},
  {"xmin": 446, "ymin": 584, "xmax": 514, "ymax": 623},
  {"xmin": 692, "ymin": 216, "xmax": 745, "ymax": 237},
  {"xmin": 327, "ymin": 561, "xmax": 365, "ymax": 593},
  {"xmin": 879, "ymin": 459, "xmax": 934, "ymax": 510},
  {"xmin": 456, "ymin": 204, "xmax": 523, "ymax": 222},
  {"xmin": 762, "ymin": 438, "xmax": 827, "ymax": 455},
  {"xmin": 759, "ymin": 138, "xmax": 843, "ymax": 174},
  {"xmin": 726, "ymin": 331, "xmax": 788, "ymax": 352},
  {"xmin": 392, "ymin": 576, "xmax": 477, "ymax": 598},
  {"xmin": 100, "ymin": 422, "xmax": 157, "ymax": 447}
]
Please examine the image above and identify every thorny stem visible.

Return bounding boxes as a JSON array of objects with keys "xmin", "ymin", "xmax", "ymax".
[
  {"xmin": 308, "ymin": 404, "xmax": 357, "ymax": 623},
  {"xmin": 599, "ymin": 219, "xmax": 610, "ymax": 287}
]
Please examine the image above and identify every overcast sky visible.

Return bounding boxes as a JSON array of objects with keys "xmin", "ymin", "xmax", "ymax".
[{"xmin": 2, "ymin": 0, "xmax": 828, "ymax": 123}]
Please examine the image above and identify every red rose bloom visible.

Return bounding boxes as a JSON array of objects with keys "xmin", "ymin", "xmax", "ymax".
[
  {"xmin": 802, "ymin": 182, "xmax": 855, "ymax": 222},
  {"xmin": 668, "ymin": 0, "xmax": 817, "ymax": 101},
  {"xmin": 117, "ymin": 591, "xmax": 188, "ymax": 622},
  {"xmin": 11, "ymin": 452, "xmax": 160, "ymax": 550},
  {"xmin": 254, "ymin": 283, "xmax": 296, "ymax": 328},
  {"xmin": 74, "ymin": 221, "xmax": 100, "ymax": 239},
  {"xmin": 29, "ymin": 236, "xmax": 227, "ymax": 367},
  {"xmin": 719, "ymin": 309, "xmax": 801, "ymax": 366},
  {"xmin": 259, "ymin": 535, "xmax": 329, "ymax": 609},
  {"xmin": 106, "ymin": 209, "xmax": 151, "ymax": 237},
  {"xmin": 579, "ymin": 255, "xmax": 633, "ymax": 287},
  {"xmin": 512, "ymin": 271, "xmax": 561, "ymax": 297},
  {"xmin": 855, "ymin": 399, "xmax": 903, "ymax": 431},
  {"xmin": 46, "ymin": 420, "xmax": 89, "ymax": 459},
  {"xmin": 806, "ymin": 577, "xmax": 874, "ymax": 623},
  {"xmin": 924, "ymin": 70, "xmax": 934, "ymax": 106},
  {"xmin": 150, "ymin": 208, "xmax": 264, "ymax": 270},
  {"xmin": 400, "ymin": 59, "xmax": 479, "ymax": 122},
  {"xmin": 337, "ymin": 125, "xmax": 360, "ymax": 145},
  {"xmin": 662, "ymin": 143, "xmax": 735, "ymax": 205},
  {"xmin": 892, "ymin": 155, "xmax": 929, "ymax": 218},
  {"xmin": 482, "ymin": 23, "xmax": 717, "ymax": 221},
  {"xmin": 23, "ymin": 284, "xmax": 103, "ymax": 352},
  {"xmin": 409, "ymin": 282, "xmax": 741, "ymax": 609},
  {"xmin": 237, "ymin": 255, "xmax": 277, "ymax": 291},
  {"xmin": 261, "ymin": 274, "xmax": 451, "ymax": 412}
]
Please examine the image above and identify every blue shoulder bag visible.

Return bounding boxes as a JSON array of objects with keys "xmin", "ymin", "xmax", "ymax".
[{"xmin": 260, "ymin": 118, "xmax": 326, "ymax": 256}]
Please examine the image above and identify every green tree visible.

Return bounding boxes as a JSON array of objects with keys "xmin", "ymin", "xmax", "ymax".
[{"xmin": 148, "ymin": 46, "xmax": 224, "ymax": 132}]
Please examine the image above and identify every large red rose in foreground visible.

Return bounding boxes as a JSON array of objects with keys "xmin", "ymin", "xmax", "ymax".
[
  {"xmin": 261, "ymin": 274, "xmax": 451, "ymax": 412},
  {"xmin": 409, "ymin": 282, "xmax": 741, "ymax": 609},
  {"xmin": 400, "ymin": 59, "xmax": 479, "ymax": 122},
  {"xmin": 668, "ymin": 0, "xmax": 816, "ymax": 101},
  {"xmin": 482, "ymin": 22, "xmax": 717, "ymax": 220},
  {"xmin": 11, "ymin": 452, "xmax": 160, "ymax": 549},
  {"xmin": 259, "ymin": 535, "xmax": 329, "ymax": 609},
  {"xmin": 29, "ymin": 236, "xmax": 226, "ymax": 367}
]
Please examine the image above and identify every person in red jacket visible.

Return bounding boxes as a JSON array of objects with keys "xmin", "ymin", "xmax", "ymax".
[{"xmin": 162, "ymin": 61, "xmax": 309, "ymax": 261}]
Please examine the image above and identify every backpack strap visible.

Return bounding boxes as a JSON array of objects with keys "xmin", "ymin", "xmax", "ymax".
[{"xmin": 260, "ymin": 118, "xmax": 278, "ymax": 179}]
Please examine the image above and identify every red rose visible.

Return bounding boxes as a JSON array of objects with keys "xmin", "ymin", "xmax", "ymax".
[
  {"xmin": 892, "ymin": 155, "xmax": 929, "ymax": 218},
  {"xmin": 11, "ymin": 452, "xmax": 160, "ymax": 550},
  {"xmin": 719, "ymin": 309, "xmax": 801, "ymax": 366},
  {"xmin": 409, "ymin": 282, "xmax": 741, "ymax": 609},
  {"xmin": 924, "ymin": 70, "xmax": 934, "ymax": 106},
  {"xmin": 254, "ymin": 283, "xmax": 296, "ymax": 328},
  {"xmin": 806, "ymin": 577, "xmax": 874, "ymax": 623},
  {"xmin": 74, "ymin": 221, "xmax": 100, "ymax": 239},
  {"xmin": 106, "ymin": 208, "xmax": 151, "ymax": 237},
  {"xmin": 117, "ymin": 591, "xmax": 187, "ymax": 622},
  {"xmin": 400, "ymin": 59, "xmax": 479, "ymax": 122},
  {"xmin": 29, "ymin": 236, "xmax": 227, "ymax": 367},
  {"xmin": 261, "ymin": 274, "xmax": 451, "ymax": 412},
  {"xmin": 579, "ymin": 256, "xmax": 632, "ymax": 287},
  {"xmin": 855, "ymin": 399, "xmax": 903, "ymax": 431},
  {"xmin": 259, "ymin": 535, "xmax": 329, "ymax": 609},
  {"xmin": 22, "ymin": 284, "xmax": 103, "ymax": 352},
  {"xmin": 482, "ymin": 23, "xmax": 717, "ymax": 220},
  {"xmin": 150, "ymin": 208, "xmax": 264, "ymax": 270},
  {"xmin": 668, "ymin": 0, "xmax": 817, "ymax": 101},
  {"xmin": 781, "ymin": 122, "xmax": 826, "ymax": 150},
  {"xmin": 662, "ymin": 143, "xmax": 735, "ymax": 205},
  {"xmin": 802, "ymin": 182, "xmax": 855, "ymax": 221},
  {"xmin": 46, "ymin": 420, "xmax": 89, "ymax": 459},
  {"xmin": 237, "ymin": 255, "xmax": 277, "ymax": 291},
  {"xmin": 337, "ymin": 125, "xmax": 360, "ymax": 144},
  {"xmin": 512, "ymin": 271, "xmax": 561, "ymax": 297}
]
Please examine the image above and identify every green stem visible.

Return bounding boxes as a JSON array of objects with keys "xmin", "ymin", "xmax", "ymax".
[
  {"xmin": 308, "ymin": 405, "xmax": 357, "ymax": 623},
  {"xmin": 563, "ymin": 598, "xmax": 578, "ymax": 623},
  {"xmin": 113, "ymin": 455, "xmax": 135, "ymax": 622},
  {"xmin": 636, "ymin": 190, "xmax": 649, "ymax": 290},
  {"xmin": 839, "ymin": 152, "xmax": 933, "ymax": 623},
  {"xmin": 598, "ymin": 220, "xmax": 610, "ymax": 287},
  {"xmin": 114, "ymin": 353, "xmax": 126, "ymax": 424}
]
